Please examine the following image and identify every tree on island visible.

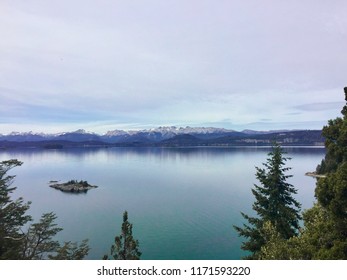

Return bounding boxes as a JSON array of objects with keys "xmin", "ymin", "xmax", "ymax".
[
  {"xmin": 234, "ymin": 143, "xmax": 301, "ymax": 259},
  {"xmin": 104, "ymin": 211, "xmax": 141, "ymax": 260},
  {"xmin": 0, "ymin": 159, "xmax": 89, "ymax": 260}
]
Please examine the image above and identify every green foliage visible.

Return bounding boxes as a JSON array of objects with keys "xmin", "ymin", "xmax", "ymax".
[
  {"xmin": 316, "ymin": 163, "xmax": 347, "ymax": 222},
  {"xmin": 310, "ymin": 87, "xmax": 347, "ymax": 258},
  {"xmin": 311, "ymin": 164, "xmax": 347, "ymax": 259},
  {"xmin": 21, "ymin": 212, "xmax": 62, "ymax": 259},
  {"xmin": 65, "ymin": 180, "xmax": 90, "ymax": 188},
  {"xmin": 21, "ymin": 212, "xmax": 90, "ymax": 260},
  {"xmin": 0, "ymin": 159, "xmax": 89, "ymax": 259},
  {"xmin": 299, "ymin": 204, "xmax": 347, "ymax": 259},
  {"xmin": 258, "ymin": 205, "xmax": 327, "ymax": 259},
  {"xmin": 234, "ymin": 143, "xmax": 301, "ymax": 259},
  {"xmin": 259, "ymin": 204, "xmax": 347, "ymax": 259},
  {"xmin": 49, "ymin": 239, "xmax": 89, "ymax": 260},
  {"xmin": 0, "ymin": 160, "xmax": 31, "ymax": 259},
  {"xmin": 258, "ymin": 221, "xmax": 292, "ymax": 260},
  {"xmin": 259, "ymin": 87, "xmax": 347, "ymax": 260},
  {"xmin": 79, "ymin": 180, "xmax": 89, "ymax": 187},
  {"xmin": 105, "ymin": 211, "xmax": 141, "ymax": 260},
  {"xmin": 317, "ymin": 87, "xmax": 347, "ymax": 174},
  {"xmin": 66, "ymin": 180, "xmax": 78, "ymax": 185}
]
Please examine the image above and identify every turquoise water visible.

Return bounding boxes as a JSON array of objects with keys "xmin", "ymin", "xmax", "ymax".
[{"xmin": 0, "ymin": 146, "xmax": 325, "ymax": 259}]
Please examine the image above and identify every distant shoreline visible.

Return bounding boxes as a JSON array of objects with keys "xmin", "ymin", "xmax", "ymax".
[
  {"xmin": 0, "ymin": 144, "xmax": 325, "ymax": 152},
  {"xmin": 0, "ymin": 129, "xmax": 324, "ymax": 149},
  {"xmin": 0, "ymin": 142, "xmax": 326, "ymax": 150}
]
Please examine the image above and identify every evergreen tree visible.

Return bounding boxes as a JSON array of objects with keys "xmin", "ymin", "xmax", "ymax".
[
  {"xmin": 49, "ymin": 239, "xmax": 89, "ymax": 260},
  {"xmin": 316, "ymin": 87, "xmax": 347, "ymax": 174},
  {"xmin": 0, "ymin": 160, "xmax": 31, "ymax": 259},
  {"xmin": 258, "ymin": 204, "xmax": 335, "ymax": 260},
  {"xmin": 21, "ymin": 212, "xmax": 62, "ymax": 259},
  {"xmin": 105, "ymin": 211, "xmax": 141, "ymax": 260},
  {"xmin": 234, "ymin": 143, "xmax": 301, "ymax": 259},
  {"xmin": 312, "ymin": 88, "xmax": 347, "ymax": 258},
  {"xmin": 257, "ymin": 87, "xmax": 347, "ymax": 259},
  {"xmin": 257, "ymin": 221, "xmax": 292, "ymax": 260}
]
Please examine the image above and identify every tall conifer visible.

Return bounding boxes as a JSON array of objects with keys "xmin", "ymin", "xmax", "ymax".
[
  {"xmin": 257, "ymin": 87, "xmax": 347, "ymax": 259},
  {"xmin": 105, "ymin": 211, "xmax": 141, "ymax": 260},
  {"xmin": 234, "ymin": 143, "xmax": 301, "ymax": 259}
]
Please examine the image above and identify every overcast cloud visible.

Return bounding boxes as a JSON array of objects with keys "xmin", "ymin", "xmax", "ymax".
[{"xmin": 0, "ymin": 0, "xmax": 346, "ymax": 133}]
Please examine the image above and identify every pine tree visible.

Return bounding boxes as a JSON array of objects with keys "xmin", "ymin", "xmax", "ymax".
[
  {"xmin": 105, "ymin": 211, "xmax": 141, "ymax": 260},
  {"xmin": 234, "ymin": 143, "xmax": 301, "ymax": 259},
  {"xmin": 0, "ymin": 160, "xmax": 31, "ymax": 259},
  {"xmin": 256, "ymin": 87, "xmax": 347, "ymax": 260}
]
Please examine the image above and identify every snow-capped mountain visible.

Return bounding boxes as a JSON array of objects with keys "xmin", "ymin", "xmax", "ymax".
[
  {"xmin": 146, "ymin": 126, "xmax": 235, "ymax": 136},
  {"xmin": 0, "ymin": 131, "xmax": 50, "ymax": 141},
  {"xmin": 0, "ymin": 126, "xmax": 323, "ymax": 146},
  {"xmin": 103, "ymin": 126, "xmax": 238, "ymax": 142},
  {"xmin": 0, "ymin": 126, "xmax": 239, "ymax": 143},
  {"xmin": 0, "ymin": 129, "xmax": 100, "ymax": 142},
  {"xmin": 0, "ymin": 126, "xmax": 324, "ymax": 148}
]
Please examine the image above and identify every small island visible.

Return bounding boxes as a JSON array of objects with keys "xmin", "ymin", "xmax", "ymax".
[{"xmin": 49, "ymin": 180, "xmax": 98, "ymax": 193}]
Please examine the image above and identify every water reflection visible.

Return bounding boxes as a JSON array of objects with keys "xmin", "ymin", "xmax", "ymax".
[{"xmin": 0, "ymin": 146, "xmax": 326, "ymax": 260}]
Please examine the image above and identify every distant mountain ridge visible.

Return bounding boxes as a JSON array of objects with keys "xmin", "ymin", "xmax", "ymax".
[
  {"xmin": 0, "ymin": 126, "xmax": 325, "ymax": 148},
  {"xmin": 0, "ymin": 126, "xmax": 238, "ymax": 142}
]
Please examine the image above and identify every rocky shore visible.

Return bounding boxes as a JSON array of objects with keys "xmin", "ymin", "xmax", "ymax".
[
  {"xmin": 49, "ymin": 180, "xmax": 98, "ymax": 193},
  {"xmin": 305, "ymin": 172, "xmax": 326, "ymax": 178}
]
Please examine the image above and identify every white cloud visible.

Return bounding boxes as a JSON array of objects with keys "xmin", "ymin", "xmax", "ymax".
[{"xmin": 0, "ymin": 0, "xmax": 346, "ymax": 133}]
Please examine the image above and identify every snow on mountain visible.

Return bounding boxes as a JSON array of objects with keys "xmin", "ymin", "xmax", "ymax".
[
  {"xmin": 72, "ymin": 129, "xmax": 87, "ymax": 134},
  {"xmin": 0, "ymin": 127, "xmax": 323, "ymax": 147},
  {"xmin": 59, "ymin": 129, "xmax": 98, "ymax": 136},
  {"xmin": 104, "ymin": 130, "xmax": 129, "ymax": 137},
  {"xmin": 102, "ymin": 126, "xmax": 237, "ymax": 142},
  {"xmin": 144, "ymin": 126, "xmax": 234, "ymax": 134},
  {"xmin": 0, "ymin": 126, "xmax": 290, "ymax": 143},
  {"xmin": 7, "ymin": 131, "xmax": 46, "ymax": 137},
  {"xmin": 0, "ymin": 131, "xmax": 51, "ymax": 141}
]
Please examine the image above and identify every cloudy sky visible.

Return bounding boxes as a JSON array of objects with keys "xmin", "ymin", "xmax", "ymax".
[{"xmin": 1, "ymin": 0, "xmax": 346, "ymax": 134}]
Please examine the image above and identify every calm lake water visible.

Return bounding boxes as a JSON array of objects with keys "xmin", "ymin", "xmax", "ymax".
[{"xmin": 0, "ymin": 146, "xmax": 325, "ymax": 259}]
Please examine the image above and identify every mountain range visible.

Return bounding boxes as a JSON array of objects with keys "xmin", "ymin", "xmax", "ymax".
[{"xmin": 0, "ymin": 126, "xmax": 325, "ymax": 148}]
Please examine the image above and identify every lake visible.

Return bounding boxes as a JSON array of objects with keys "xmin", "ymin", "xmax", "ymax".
[{"xmin": 0, "ymin": 146, "xmax": 325, "ymax": 259}]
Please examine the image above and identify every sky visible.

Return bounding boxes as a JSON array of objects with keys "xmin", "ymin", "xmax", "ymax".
[{"xmin": 0, "ymin": 0, "xmax": 346, "ymax": 134}]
